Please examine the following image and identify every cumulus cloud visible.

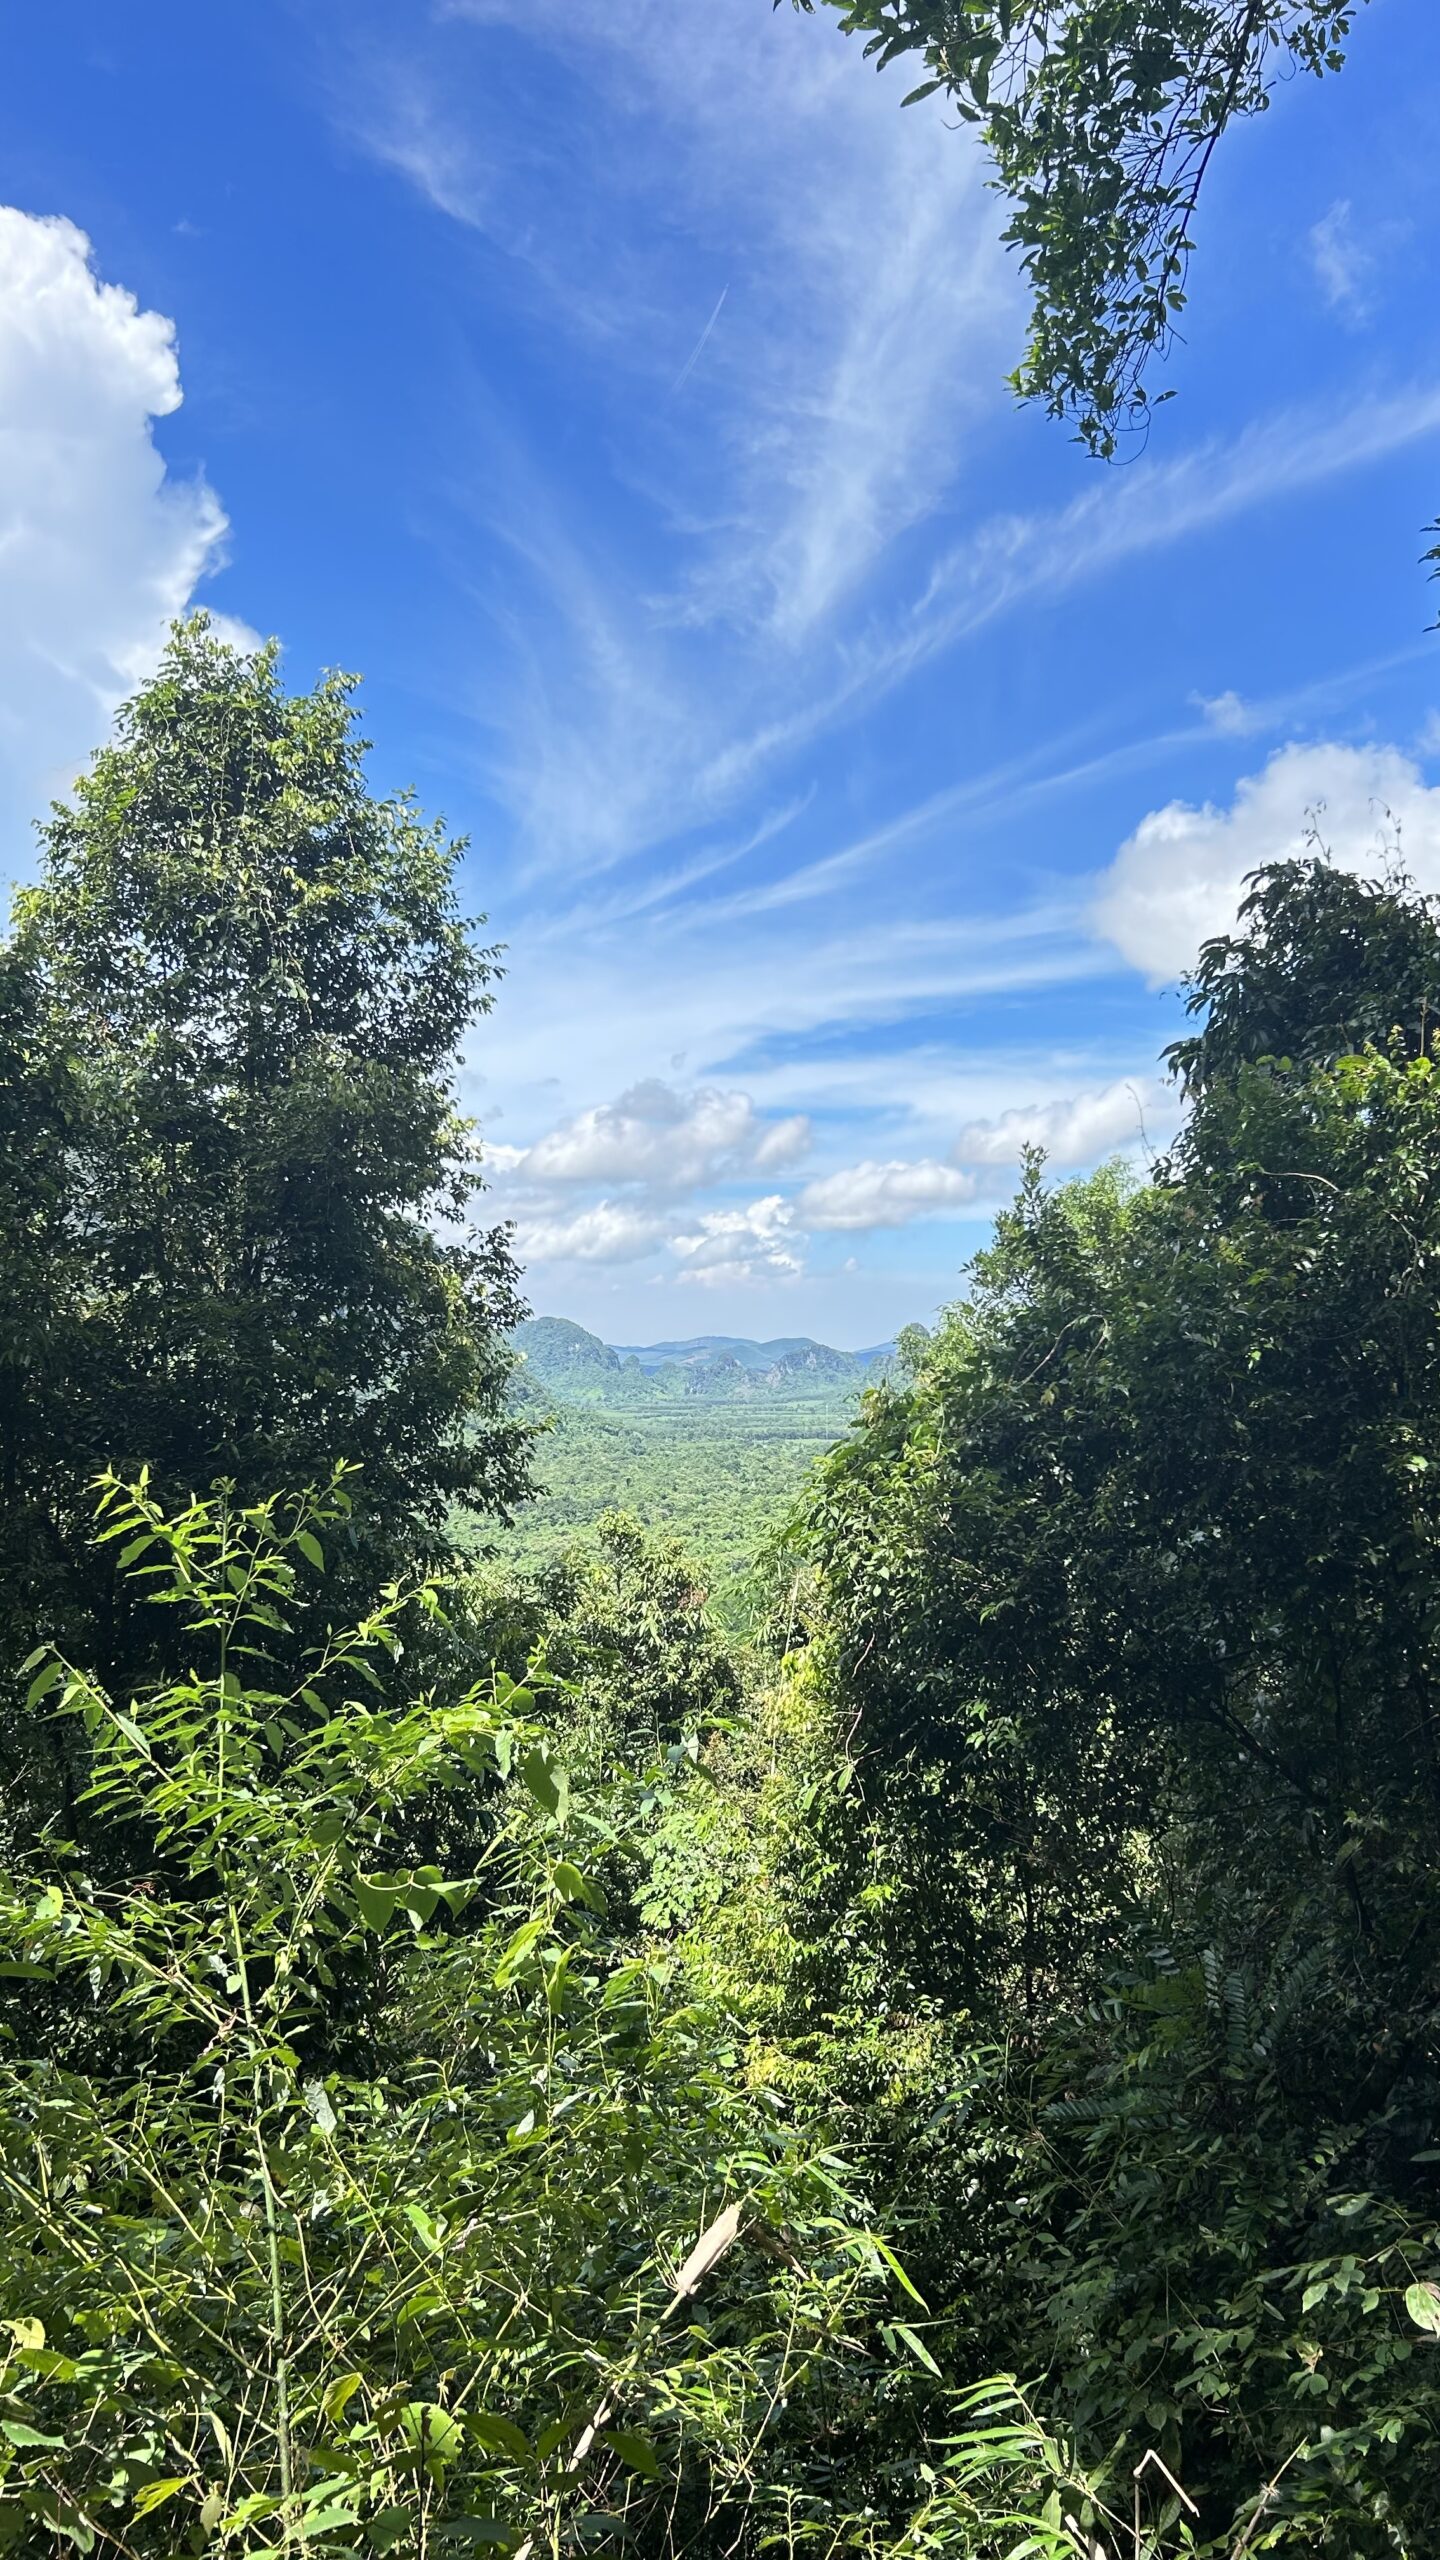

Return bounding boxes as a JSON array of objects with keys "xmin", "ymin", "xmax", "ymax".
[
  {"xmin": 954, "ymin": 1078, "xmax": 1170, "ymax": 1167},
  {"xmin": 511, "ymin": 1201, "xmax": 669, "ymax": 1265},
  {"xmin": 514, "ymin": 1186, "xmax": 807, "ymax": 1285},
  {"xmin": 488, "ymin": 1079, "xmax": 810, "ymax": 1192},
  {"xmin": 671, "ymin": 1193, "xmax": 804, "ymax": 1288},
  {"xmin": 0, "ymin": 207, "xmax": 228, "ymax": 869},
  {"xmin": 798, "ymin": 1157, "xmax": 976, "ymax": 1232},
  {"xmin": 1093, "ymin": 741, "xmax": 1440, "ymax": 985}
]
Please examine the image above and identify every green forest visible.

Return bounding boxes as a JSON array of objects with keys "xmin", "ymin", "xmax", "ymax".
[
  {"xmin": 492, "ymin": 1321, "xmax": 882, "ymax": 1626},
  {"xmin": 3, "ymin": 6, "xmax": 1439, "ymax": 2558},
  {"xmin": 3, "ymin": 618, "xmax": 1438, "ymax": 2560}
]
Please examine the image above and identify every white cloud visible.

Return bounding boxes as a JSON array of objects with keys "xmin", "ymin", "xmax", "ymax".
[
  {"xmin": 1193, "ymin": 688, "xmax": 1255, "ymax": 737},
  {"xmin": 512, "ymin": 1201, "xmax": 669, "ymax": 1265},
  {"xmin": 1093, "ymin": 741, "xmax": 1440, "ymax": 985},
  {"xmin": 798, "ymin": 1157, "xmax": 976, "ymax": 1232},
  {"xmin": 0, "ymin": 207, "xmax": 227, "ymax": 871},
  {"xmin": 954, "ymin": 1079, "xmax": 1170, "ymax": 1166},
  {"xmin": 1309, "ymin": 199, "xmax": 1371, "ymax": 318},
  {"xmin": 491, "ymin": 1079, "xmax": 811, "ymax": 1192},
  {"xmin": 671, "ymin": 1192, "xmax": 804, "ymax": 1287}
]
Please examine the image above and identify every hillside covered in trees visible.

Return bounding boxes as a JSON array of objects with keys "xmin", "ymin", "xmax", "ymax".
[
  {"xmin": 495, "ymin": 1322, "xmax": 892, "ymax": 1623},
  {"xmin": 1, "ymin": 621, "xmax": 1437, "ymax": 2560}
]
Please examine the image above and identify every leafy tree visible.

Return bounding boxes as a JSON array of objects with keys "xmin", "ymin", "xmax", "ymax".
[
  {"xmin": 467, "ymin": 1511, "xmax": 743, "ymax": 1756},
  {"xmin": 0, "ymin": 1476, "xmax": 963, "ymax": 2560},
  {"xmin": 786, "ymin": 1, "xmax": 1361, "ymax": 455},
  {"xmin": 776, "ymin": 859, "xmax": 1440, "ymax": 2547},
  {"xmin": 1167, "ymin": 851, "xmax": 1440, "ymax": 1091},
  {"xmin": 0, "ymin": 616, "xmax": 530, "ymax": 1693}
]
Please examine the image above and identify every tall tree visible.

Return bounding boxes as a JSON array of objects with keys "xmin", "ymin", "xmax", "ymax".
[
  {"xmin": 787, "ymin": 2, "xmax": 1362, "ymax": 455},
  {"xmin": 779, "ymin": 861, "xmax": 1440, "ymax": 2542},
  {"xmin": 0, "ymin": 616, "xmax": 530, "ymax": 1688}
]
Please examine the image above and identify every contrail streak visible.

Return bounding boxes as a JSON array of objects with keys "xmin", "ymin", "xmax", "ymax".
[{"xmin": 670, "ymin": 285, "xmax": 728, "ymax": 395}]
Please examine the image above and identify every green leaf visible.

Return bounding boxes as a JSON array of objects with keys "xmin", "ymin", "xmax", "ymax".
[
  {"xmin": 24, "ymin": 1660, "xmax": 63, "ymax": 1710},
  {"xmin": 886, "ymin": 2321, "xmax": 942, "ymax": 2376},
  {"xmin": 866, "ymin": 2230, "xmax": 929, "ymax": 2308},
  {"xmin": 132, "ymin": 2480, "xmax": 190, "ymax": 2519},
  {"xmin": 399, "ymin": 2403, "xmax": 463, "ymax": 2472},
  {"xmin": 495, "ymin": 1913, "xmax": 549, "ymax": 1987},
  {"xmin": 367, "ymin": 2507, "xmax": 411, "ymax": 2552},
  {"xmin": 404, "ymin": 2201, "xmax": 441, "ymax": 2254},
  {"xmin": 520, "ymin": 1747, "xmax": 560, "ymax": 1815},
  {"xmin": 1404, "ymin": 2280, "xmax": 1440, "ymax": 2335},
  {"xmin": 321, "ymin": 2372, "xmax": 365, "ymax": 2425},
  {"xmin": 602, "ymin": 2429, "xmax": 661, "ymax": 2481},
  {"xmin": 467, "ymin": 2413, "xmax": 533, "ymax": 2466},
  {"xmin": 295, "ymin": 1530, "xmax": 325, "ymax": 1571},
  {"xmin": 29, "ymin": 2494, "xmax": 94, "ymax": 2552},
  {"xmin": 304, "ymin": 2079, "xmax": 339, "ymax": 2137},
  {"xmin": 353, "ymin": 1874, "xmax": 401, "ymax": 1932}
]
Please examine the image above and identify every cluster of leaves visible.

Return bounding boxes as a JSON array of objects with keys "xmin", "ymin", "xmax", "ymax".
[
  {"xmin": 768, "ymin": 858, "xmax": 1440, "ymax": 2550},
  {"xmin": 12, "ymin": 626, "xmax": 1440, "ymax": 2558},
  {"xmin": 0, "ymin": 1475, "xmax": 918, "ymax": 2559},
  {"xmin": 0, "ymin": 615, "xmax": 530, "ymax": 1769},
  {"xmin": 786, "ymin": 1, "xmax": 1361, "ymax": 454}
]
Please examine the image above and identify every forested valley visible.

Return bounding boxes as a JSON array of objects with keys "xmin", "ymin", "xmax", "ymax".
[
  {"xmin": 1, "ymin": 619, "xmax": 1437, "ymax": 2560},
  {"xmin": 4, "ymin": 4, "xmax": 1439, "ymax": 2554}
]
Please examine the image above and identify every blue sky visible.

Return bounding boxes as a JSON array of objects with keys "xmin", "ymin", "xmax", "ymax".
[{"xmin": 4, "ymin": 0, "xmax": 1440, "ymax": 1344}]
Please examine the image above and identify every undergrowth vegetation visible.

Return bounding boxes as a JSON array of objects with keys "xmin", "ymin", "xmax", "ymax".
[{"xmin": 3, "ymin": 629, "xmax": 1438, "ymax": 2557}]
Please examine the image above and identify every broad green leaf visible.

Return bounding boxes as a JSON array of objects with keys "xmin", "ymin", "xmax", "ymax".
[
  {"xmin": 467, "ymin": 2413, "xmax": 532, "ymax": 2466},
  {"xmin": 495, "ymin": 1913, "xmax": 549, "ymax": 1987},
  {"xmin": 1404, "ymin": 2281, "xmax": 1440, "ymax": 2335},
  {"xmin": 520, "ymin": 1747, "xmax": 560, "ymax": 1816},
  {"xmin": 601, "ymin": 2429, "xmax": 661, "ymax": 2481},
  {"xmin": 322, "ymin": 2373, "xmax": 365, "ymax": 2425},
  {"xmin": 399, "ymin": 2403, "xmax": 463, "ymax": 2472},
  {"xmin": 353, "ymin": 1874, "xmax": 401, "ymax": 1931}
]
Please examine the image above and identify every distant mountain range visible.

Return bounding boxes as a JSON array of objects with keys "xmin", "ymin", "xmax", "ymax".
[{"xmin": 512, "ymin": 1316, "xmax": 895, "ymax": 1405}]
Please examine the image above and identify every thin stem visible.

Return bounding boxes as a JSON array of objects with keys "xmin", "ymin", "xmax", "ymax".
[{"xmin": 229, "ymin": 1900, "xmax": 295, "ymax": 2540}]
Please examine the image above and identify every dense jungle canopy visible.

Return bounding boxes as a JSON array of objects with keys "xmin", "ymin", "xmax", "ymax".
[{"xmin": 1, "ymin": 621, "xmax": 1437, "ymax": 2560}]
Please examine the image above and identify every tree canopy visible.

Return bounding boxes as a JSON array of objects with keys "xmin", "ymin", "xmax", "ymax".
[
  {"xmin": 781, "ymin": 855, "xmax": 1440, "ymax": 2546},
  {"xmin": 6, "ymin": 645, "xmax": 1440, "ymax": 2555},
  {"xmin": 0, "ymin": 617, "xmax": 530, "ymax": 1698},
  {"xmin": 788, "ymin": 1, "xmax": 1361, "ymax": 455}
]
